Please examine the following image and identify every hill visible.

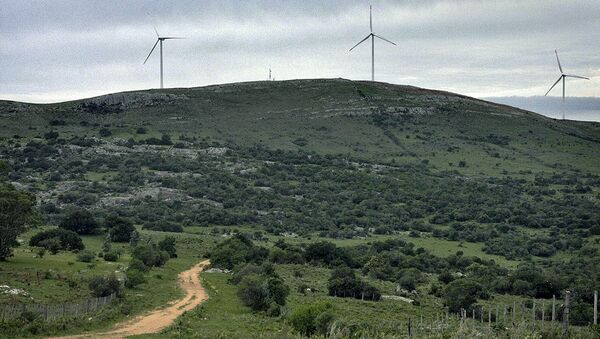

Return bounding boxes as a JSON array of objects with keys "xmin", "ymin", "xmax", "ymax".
[
  {"xmin": 0, "ymin": 79, "xmax": 599, "ymax": 338},
  {"xmin": 2, "ymin": 78, "xmax": 599, "ymax": 176}
]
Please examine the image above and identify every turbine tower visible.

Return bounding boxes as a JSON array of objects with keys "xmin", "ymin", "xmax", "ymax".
[
  {"xmin": 143, "ymin": 28, "xmax": 184, "ymax": 89},
  {"xmin": 349, "ymin": 5, "xmax": 396, "ymax": 81},
  {"xmin": 544, "ymin": 50, "xmax": 589, "ymax": 120}
]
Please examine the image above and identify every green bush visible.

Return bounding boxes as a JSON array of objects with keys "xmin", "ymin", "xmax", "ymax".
[
  {"xmin": 125, "ymin": 269, "xmax": 146, "ymax": 288},
  {"xmin": 237, "ymin": 274, "xmax": 289, "ymax": 313},
  {"xmin": 88, "ymin": 274, "xmax": 122, "ymax": 297},
  {"xmin": 103, "ymin": 251, "xmax": 119, "ymax": 262},
  {"xmin": 105, "ymin": 215, "xmax": 135, "ymax": 242},
  {"xmin": 59, "ymin": 210, "xmax": 98, "ymax": 235},
  {"xmin": 131, "ymin": 243, "xmax": 169, "ymax": 267},
  {"xmin": 158, "ymin": 236, "xmax": 177, "ymax": 258},
  {"xmin": 77, "ymin": 250, "xmax": 95, "ymax": 263},
  {"xmin": 30, "ymin": 228, "xmax": 85, "ymax": 252},
  {"xmin": 288, "ymin": 301, "xmax": 334, "ymax": 336}
]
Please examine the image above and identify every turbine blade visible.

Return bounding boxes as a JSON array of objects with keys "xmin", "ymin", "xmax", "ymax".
[
  {"xmin": 555, "ymin": 50, "xmax": 563, "ymax": 73},
  {"xmin": 349, "ymin": 34, "xmax": 372, "ymax": 51},
  {"xmin": 370, "ymin": 5, "xmax": 373, "ymax": 32},
  {"xmin": 564, "ymin": 74, "xmax": 590, "ymax": 80},
  {"xmin": 143, "ymin": 39, "xmax": 159, "ymax": 64},
  {"xmin": 544, "ymin": 76, "xmax": 563, "ymax": 96},
  {"xmin": 374, "ymin": 34, "xmax": 397, "ymax": 45},
  {"xmin": 161, "ymin": 37, "xmax": 185, "ymax": 40},
  {"xmin": 153, "ymin": 26, "xmax": 160, "ymax": 38}
]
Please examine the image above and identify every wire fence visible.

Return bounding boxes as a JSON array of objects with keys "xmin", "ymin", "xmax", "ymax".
[{"xmin": 0, "ymin": 293, "xmax": 116, "ymax": 322}]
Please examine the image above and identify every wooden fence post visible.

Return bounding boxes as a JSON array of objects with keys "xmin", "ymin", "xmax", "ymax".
[
  {"xmin": 488, "ymin": 308, "xmax": 491, "ymax": 326},
  {"xmin": 541, "ymin": 301, "xmax": 545, "ymax": 330},
  {"xmin": 533, "ymin": 299, "xmax": 536, "ymax": 324},
  {"xmin": 552, "ymin": 294, "xmax": 556, "ymax": 321},
  {"xmin": 408, "ymin": 317, "xmax": 412, "ymax": 338},
  {"xmin": 563, "ymin": 290, "xmax": 570, "ymax": 334},
  {"xmin": 594, "ymin": 290, "xmax": 598, "ymax": 325},
  {"xmin": 512, "ymin": 301, "xmax": 516, "ymax": 323}
]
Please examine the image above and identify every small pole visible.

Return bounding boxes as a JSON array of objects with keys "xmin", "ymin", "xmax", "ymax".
[
  {"xmin": 594, "ymin": 290, "xmax": 598, "ymax": 325},
  {"xmin": 512, "ymin": 301, "xmax": 516, "ymax": 323},
  {"xmin": 488, "ymin": 308, "xmax": 491, "ymax": 326},
  {"xmin": 408, "ymin": 317, "xmax": 412, "ymax": 338},
  {"xmin": 480, "ymin": 307, "xmax": 483, "ymax": 323},
  {"xmin": 472, "ymin": 309, "xmax": 475, "ymax": 321},
  {"xmin": 495, "ymin": 305, "xmax": 498, "ymax": 323},
  {"xmin": 533, "ymin": 299, "xmax": 536, "ymax": 324},
  {"xmin": 552, "ymin": 295, "xmax": 556, "ymax": 321},
  {"xmin": 563, "ymin": 290, "xmax": 570, "ymax": 334},
  {"xmin": 542, "ymin": 301, "xmax": 545, "ymax": 330}
]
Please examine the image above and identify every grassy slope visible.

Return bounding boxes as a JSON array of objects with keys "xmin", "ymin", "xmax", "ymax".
[{"xmin": 1, "ymin": 79, "xmax": 599, "ymax": 178}]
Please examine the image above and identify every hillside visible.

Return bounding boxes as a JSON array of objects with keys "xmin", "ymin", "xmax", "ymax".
[
  {"xmin": 0, "ymin": 79, "xmax": 599, "ymax": 338},
  {"xmin": 2, "ymin": 78, "xmax": 599, "ymax": 176}
]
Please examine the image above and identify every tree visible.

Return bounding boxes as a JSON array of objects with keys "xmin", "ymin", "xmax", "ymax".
[
  {"xmin": 89, "ymin": 274, "xmax": 122, "ymax": 297},
  {"xmin": 237, "ymin": 274, "xmax": 289, "ymax": 312},
  {"xmin": 59, "ymin": 210, "xmax": 98, "ymax": 235},
  {"xmin": 443, "ymin": 278, "xmax": 488, "ymax": 313},
  {"xmin": 158, "ymin": 236, "xmax": 177, "ymax": 258},
  {"xmin": 105, "ymin": 215, "xmax": 135, "ymax": 242},
  {"xmin": 0, "ymin": 184, "xmax": 37, "ymax": 260},
  {"xmin": 29, "ymin": 228, "xmax": 85, "ymax": 251}
]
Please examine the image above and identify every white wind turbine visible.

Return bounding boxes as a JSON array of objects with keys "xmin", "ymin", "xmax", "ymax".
[
  {"xmin": 349, "ymin": 5, "xmax": 396, "ymax": 81},
  {"xmin": 544, "ymin": 50, "xmax": 589, "ymax": 120},
  {"xmin": 143, "ymin": 28, "xmax": 184, "ymax": 89}
]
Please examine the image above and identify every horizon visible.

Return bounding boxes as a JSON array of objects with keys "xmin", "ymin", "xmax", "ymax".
[{"xmin": 1, "ymin": 1, "xmax": 599, "ymax": 104}]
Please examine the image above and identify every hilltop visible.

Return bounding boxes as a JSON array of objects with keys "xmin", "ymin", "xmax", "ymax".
[{"xmin": 2, "ymin": 78, "xmax": 599, "ymax": 177}]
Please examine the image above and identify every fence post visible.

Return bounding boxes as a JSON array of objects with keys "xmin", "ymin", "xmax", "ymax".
[
  {"xmin": 488, "ymin": 308, "xmax": 491, "ymax": 326},
  {"xmin": 472, "ymin": 309, "xmax": 475, "ymax": 321},
  {"xmin": 533, "ymin": 299, "xmax": 536, "ymax": 324},
  {"xmin": 541, "ymin": 301, "xmax": 545, "ymax": 330},
  {"xmin": 563, "ymin": 290, "xmax": 570, "ymax": 334},
  {"xmin": 512, "ymin": 301, "xmax": 516, "ymax": 323},
  {"xmin": 552, "ymin": 294, "xmax": 556, "ymax": 321},
  {"xmin": 594, "ymin": 290, "xmax": 598, "ymax": 325},
  {"xmin": 408, "ymin": 317, "xmax": 412, "ymax": 338}
]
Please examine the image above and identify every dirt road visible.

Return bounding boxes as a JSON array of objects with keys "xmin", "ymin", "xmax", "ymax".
[{"xmin": 51, "ymin": 259, "xmax": 210, "ymax": 339}]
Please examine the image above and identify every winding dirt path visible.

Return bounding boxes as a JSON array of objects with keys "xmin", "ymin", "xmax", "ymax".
[{"xmin": 51, "ymin": 259, "xmax": 210, "ymax": 339}]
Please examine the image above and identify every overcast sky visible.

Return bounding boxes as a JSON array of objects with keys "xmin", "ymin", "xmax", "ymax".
[{"xmin": 1, "ymin": 0, "xmax": 599, "ymax": 103}]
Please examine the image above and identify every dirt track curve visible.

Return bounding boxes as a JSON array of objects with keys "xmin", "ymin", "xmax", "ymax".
[{"xmin": 50, "ymin": 259, "xmax": 210, "ymax": 339}]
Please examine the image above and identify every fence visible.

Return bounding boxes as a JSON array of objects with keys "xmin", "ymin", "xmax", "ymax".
[
  {"xmin": 403, "ymin": 290, "xmax": 598, "ymax": 338},
  {"xmin": 0, "ymin": 293, "xmax": 116, "ymax": 322}
]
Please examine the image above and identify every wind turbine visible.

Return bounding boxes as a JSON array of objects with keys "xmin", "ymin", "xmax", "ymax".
[
  {"xmin": 544, "ymin": 50, "xmax": 589, "ymax": 120},
  {"xmin": 349, "ymin": 5, "xmax": 396, "ymax": 81},
  {"xmin": 143, "ymin": 28, "xmax": 184, "ymax": 89}
]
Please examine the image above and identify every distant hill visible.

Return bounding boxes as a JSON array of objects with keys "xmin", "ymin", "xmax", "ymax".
[
  {"xmin": 483, "ymin": 96, "xmax": 600, "ymax": 122},
  {"xmin": 1, "ymin": 78, "xmax": 599, "ymax": 176}
]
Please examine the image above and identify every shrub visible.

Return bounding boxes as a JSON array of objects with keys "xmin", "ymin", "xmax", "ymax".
[
  {"xmin": 59, "ymin": 210, "xmax": 98, "ymax": 235},
  {"xmin": 125, "ymin": 269, "xmax": 146, "ymax": 288},
  {"xmin": 29, "ymin": 228, "xmax": 85, "ymax": 251},
  {"xmin": 103, "ymin": 251, "xmax": 119, "ymax": 262},
  {"xmin": 142, "ymin": 221, "xmax": 183, "ymax": 233},
  {"xmin": 77, "ymin": 250, "xmax": 95, "ymax": 263},
  {"xmin": 237, "ymin": 274, "xmax": 289, "ymax": 313},
  {"xmin": 288, "ymin": 301, "xmax": 334, "ymax": 336},
  {"xmin": 210, "ymin": 234, "xmax": 268, "ymax": 270},
  {"xmin": 88, "ymin": 274, "xmax": 122, "ymax": 297},
  {"xmin": 131, "ymin": 243, "xmax": 169, "ymax": 267},
  {"xmin": 105, "ymin": 215, "xmax": 135, "ymax": 242},
  {"xmin": 443, "ymin": 278, "xmax": 489, "ymax": 313},
  {"xmin": 99, "ymin": 128, "xmax": 112, "ymax": 137},
  {"xmin": 158, "ymin": 236, "xmax": 177, "ymax": 258},
  {"xmin": 136, "ymin": 127, "xmax": 147, "ymax": 134}
]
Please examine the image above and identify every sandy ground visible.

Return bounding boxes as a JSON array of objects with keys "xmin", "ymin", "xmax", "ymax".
[{"xmin": 50, "ymin": 259, "xmax": 210, "ymax": 339}]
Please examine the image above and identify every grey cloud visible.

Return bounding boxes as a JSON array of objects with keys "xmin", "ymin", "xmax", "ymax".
[{"xmin": 0, "ymin": 0, "xmax": 598, "ymax": 103}]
